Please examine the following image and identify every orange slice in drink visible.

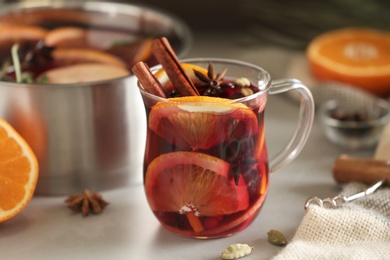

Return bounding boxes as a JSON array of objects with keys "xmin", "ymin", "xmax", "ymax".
[
  {"xmin": 37, "ymin": 63, "xmax": 130, "ymax": 84},
  {"xmin": 307, "ymin": 27, "xmax": 390, "ymax": 96},
  {"xmin": 52, "ymin": 48, "xmax": 128, "ymax": 70},
  {"xmin": 45, "ymin": 27, "xmax": 153, "ymax": 66},
  {"xmin": 44, "ymin": 26, "xmax": 87, "ymax": 48},
  {"xmin": 154, "ymin": 63, "xmax": 208, "ymax": 94},
  {"xmin": 148, "ymin": 96, "xmax": 259, "ymax": 150},
  {"xmin": 109, "ymin": 38, "xmax": 153, "ymax": 65},
  {"xmin": 0, "ymin": 25, "xmax": 47, "ymax": 43},
  {"xmin": 154, "ymin": 63, "xmax": 208, "ymax": 84},
  {"xmin": 145, "ymin": 151, "xmax": 249, "ymax": 232},
  {"xmin": 0, "ymin": 118, "xmax": 39, "ymax": 223}
]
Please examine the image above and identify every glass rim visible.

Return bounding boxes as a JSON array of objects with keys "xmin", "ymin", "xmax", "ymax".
[{"xmin": 137, "ymin": 57, "xmax": 272, "ymax": 103}]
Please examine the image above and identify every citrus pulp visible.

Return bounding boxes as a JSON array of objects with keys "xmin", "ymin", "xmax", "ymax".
[
  {"xmin": 145, "ymin": 151, "xmax": 249, "ymax": 232},
  {"xmin": 0, "ymin": 118, "xmax": 38, "ymax": 223},
  {"xmin": 307, "ymin": 27, "xmax": 390, "ymax": 96},
  {"xmin": 148, "ymin": 96, "xmax": 259, "ymax": 150}
]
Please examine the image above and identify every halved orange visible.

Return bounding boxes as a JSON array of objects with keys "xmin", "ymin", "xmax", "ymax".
[
  {"xmin": 148, "ymin": 96, "xmax": 259, "ymax": 151},
  {"xmin": 0, "ymin": 118, "xmax": 39, "ymax": 223},
  {"xmin": 307, "ymin": 27, "xmax": 390, "ymax": 96},
  {"xmin": 145, "ymin": 151, "xmax": 249, "ymax": 232}
]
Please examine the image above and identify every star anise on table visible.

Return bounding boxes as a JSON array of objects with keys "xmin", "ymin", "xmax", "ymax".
[
  {"xmin": 65, "ymin": 189, "xmax": 109, "ymax": 217},
  {"xmin": 193, "ymin": 61, "xmax": 228, "ymax": 96}
]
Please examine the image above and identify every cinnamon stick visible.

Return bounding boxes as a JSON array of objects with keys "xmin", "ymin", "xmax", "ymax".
[
  {"xmin": 151, "ymin": 37, "xmax": 199, "ymax": 96},
  {"xmin": 332, "ymin": 154, "xmax": 390, "ymax": 184},
  {"xmin": 132, "ymin": 62, "xmax": 166, "ymax": 98}
]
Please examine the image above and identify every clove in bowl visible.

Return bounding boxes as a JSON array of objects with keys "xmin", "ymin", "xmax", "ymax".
[{"xmin": 320, "ymin": 99, "xmax": 390, "ymax": 149}]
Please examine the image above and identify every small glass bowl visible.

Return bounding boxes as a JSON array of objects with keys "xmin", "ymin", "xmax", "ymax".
[{"xmin": 319, "ymin": 99, "xmax": 390, "ymax": 149}]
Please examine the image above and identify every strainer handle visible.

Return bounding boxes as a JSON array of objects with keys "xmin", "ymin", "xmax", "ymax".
[{"xmin": 268, "ymin": 79, "xmax": 315, "ymax": 173}]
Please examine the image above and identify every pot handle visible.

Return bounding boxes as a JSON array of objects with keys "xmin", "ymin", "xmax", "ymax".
[{"xmin": 268, "ymin": 79, "xmax": 315, "ymax": 173}]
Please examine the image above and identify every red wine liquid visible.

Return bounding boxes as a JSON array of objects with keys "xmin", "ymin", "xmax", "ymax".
[{"xmin": 143, "ymin": 78, "xmax": 269, "ymax": 238}]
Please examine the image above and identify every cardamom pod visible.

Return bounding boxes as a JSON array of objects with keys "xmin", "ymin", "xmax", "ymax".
[
  {"xmin": 267, "ymin": 229, "xmax": 288, "ymax": 246},
  {"xmin": 221, "ymin": 243, "xmax": 254, "ymax": 259}
]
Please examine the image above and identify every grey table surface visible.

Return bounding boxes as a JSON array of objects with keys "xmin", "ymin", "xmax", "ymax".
[{"xmin": 0, "ymin": 31, "xmax": 374, "ymax": 260}]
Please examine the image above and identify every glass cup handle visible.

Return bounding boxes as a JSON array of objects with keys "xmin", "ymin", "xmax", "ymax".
[{"xmin": 268, "ymin": 79, "xmax": 315, "ymax": 173}]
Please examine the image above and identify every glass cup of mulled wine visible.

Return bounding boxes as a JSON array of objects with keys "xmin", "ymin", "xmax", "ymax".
[{"xmin": 136, "ymin": 57, "xmax": 315, "ymax": 239}]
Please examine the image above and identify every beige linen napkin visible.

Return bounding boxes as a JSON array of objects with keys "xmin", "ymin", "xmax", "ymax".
[
  {"xmin": 274, "ymin": 123, "xmax": 390, "ymax": 259},
  {"xmin": 272, "ymin": 182, "xmax": 390, "ymax": 260}
]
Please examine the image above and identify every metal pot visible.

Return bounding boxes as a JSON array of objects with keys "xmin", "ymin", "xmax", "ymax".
[{"xmin": 0, "ymin": 1, "xmax": 192, "ymax": 195}]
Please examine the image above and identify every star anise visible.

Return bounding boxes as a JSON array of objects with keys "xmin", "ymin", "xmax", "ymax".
[
  {"xmin": 22, "ymin": 40, "xmax": 54, "ymax": 67},
  {"xmin": 65, "ymin": 189, "xmax": 109, "ymax": 217},
  {"xmin": 226, "ymin": 137, "xmax": 258, "ymax": 185},
  {"xmin": 193, "ymin": 61, "xmax": 228, "ymax": 96},
  {"xmin": 1, "ymin": 41, "xmax": 54, "ymax": 83}
]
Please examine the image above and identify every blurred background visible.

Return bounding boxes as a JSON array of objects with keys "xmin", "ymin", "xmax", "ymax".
[{"xmin": 1, "ymin": 0, "xmax": 390, "ymax": 50}]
